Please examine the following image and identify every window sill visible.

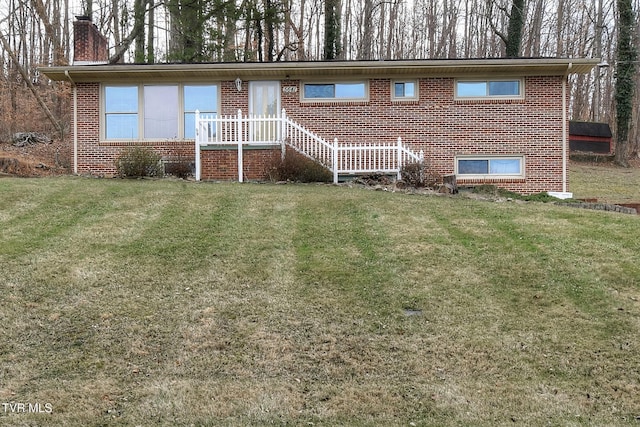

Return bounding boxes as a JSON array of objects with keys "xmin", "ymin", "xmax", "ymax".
[
  {"xmin": 457, "ymin": 176, "xmax": 526, "ymax": 184},
  {"xmin": 454, "ymin": 98, "xmax": 525, "ymax": 105},
  {"xmin": 300, "ymin": 100, "xmax": 369, "ymax": 106},
  {"xmin": 100, "ymin": 139, "xmax": 194, "ymax": 147}
]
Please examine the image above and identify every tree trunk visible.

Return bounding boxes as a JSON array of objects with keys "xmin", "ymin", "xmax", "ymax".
[
  {"xmin": 505, "ymin": 0, "xmax": 525, "ymax": 57},
  {"xmin": 614, "ymin": 0, "xmax": 637, "ymax": 167},
  {"xmin": 324, "ymin": 0, "xmax": 342, "ymax": 59}
]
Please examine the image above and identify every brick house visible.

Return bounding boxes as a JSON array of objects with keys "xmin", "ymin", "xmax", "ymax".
[{"xmin": 41, "ymin": 18, "xmax": 598, "ymax": 196}]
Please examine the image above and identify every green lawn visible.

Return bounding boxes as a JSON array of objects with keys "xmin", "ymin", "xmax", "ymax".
[
  {"xmin": 570, "ymin": 161, "xmax": 640, "ymax": 202},
  {"xmin": 1, "ymin": 174, "xmax": 639, "ymax": 426}
]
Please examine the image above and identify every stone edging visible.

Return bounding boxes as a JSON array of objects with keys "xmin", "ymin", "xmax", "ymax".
[{"xmin": 561, "ymin": 202, "xmax": 638, "ymax": 215}]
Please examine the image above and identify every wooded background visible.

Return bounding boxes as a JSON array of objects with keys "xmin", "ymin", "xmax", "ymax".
[{"xmin": 1, "ymin": 0, "xmax": 638, "ymax": 161}]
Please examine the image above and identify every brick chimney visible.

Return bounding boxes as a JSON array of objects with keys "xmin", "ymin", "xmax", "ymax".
[{"xmin": 73, "ymin": 16, "xmax": 108, "ymax": 64}]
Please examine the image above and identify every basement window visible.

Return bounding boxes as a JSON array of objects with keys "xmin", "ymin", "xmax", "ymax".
[{"xmin": 456, "ymin": 156, "xmax": 524, "ymax": 178}]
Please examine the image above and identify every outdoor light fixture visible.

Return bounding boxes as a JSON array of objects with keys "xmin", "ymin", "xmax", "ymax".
[
  {"xmin": 597, "ymin": 60, "xmax": 610, "ymax": 68},
  {"xmin": 235, "ymin": 77, "xmax": 242, "ymax": 92}
]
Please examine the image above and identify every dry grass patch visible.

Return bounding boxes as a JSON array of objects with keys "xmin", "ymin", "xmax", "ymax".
[
  {"xmin": 1, "ymin": 176, "xmax": 639, "ymax": 426},
  {"xmin": 570, "ymin": 161, "xmax": 640, "ymax": 202}
]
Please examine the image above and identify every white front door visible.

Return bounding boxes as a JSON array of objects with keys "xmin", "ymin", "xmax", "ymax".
[{"xmin": 249, "ymin": 81, "xmax": 280, "ymax": 142}]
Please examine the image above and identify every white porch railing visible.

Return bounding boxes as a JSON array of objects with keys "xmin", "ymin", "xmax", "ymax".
[{"xmin": 195, "ymin": 109, "xmax": 424, "ymax": 183}]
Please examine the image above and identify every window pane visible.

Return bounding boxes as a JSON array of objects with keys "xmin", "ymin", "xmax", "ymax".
[
  {"xmin": 404, "ymin": 82, "xmax": 415, "ymax": 97},
  {"xmin": 304, "ymin": 84, "xmax": 335, "ymax": 98},
  {"xmin": 185, "ymin": 85, "xmax": 217, "ymax": 138},
  {"xmin": 184, "ymin": 85, "xmax": 217, "ymax": 112},
  {"xmin": 394, "ymin": 82, "xmax": 405, "ymax": 97},
  {"xmin": 457, "ymin": 82, "xmax": 486, "ymax": 97},
  {"xmin": 458, "ymin": 159, "xmax": 488, "ymax": 174},
  {"xmin": 105, "ymin": 86, "xmax": 138, "ymax": 112},
  {"xmin": 144, "ymin": 85, "xmax": 178, "ymax": 139},
  {"xmin": 489, "ymin": 159, "xmax": 521, "ymax": 174},
  {"xmin": 106, "ymin": 114, "xmax": 138, "ymax": 139},
  {"xmin": 335, "ymin": 83, "xmax": 365, "ymax": 98},
  {"xmin": 488, "ymin": 80, "xmax": 520, "ymax": 96},
  {"xmin": 185, "ymin": 112, "xmax": 217, "ymax": 139},
  {"xmin": 395, "ymin": 82, "xmax": 416, "ymax": 98}
]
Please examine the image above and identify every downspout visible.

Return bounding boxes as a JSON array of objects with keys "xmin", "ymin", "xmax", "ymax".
[
  {"xmin": 65, "ymin": 70, "xmax": 78, "ymax": 175},
  {"xmin": 550, "ymin": 63, "xmax": 573, "ymax": 199},
  {"xmin": 562, "ymin": 63, "xmax": 572, "ymax": 195}
]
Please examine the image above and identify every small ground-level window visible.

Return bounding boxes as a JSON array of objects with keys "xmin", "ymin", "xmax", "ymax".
[
  {"xmin": 302, "ymin": 82, "xmax": 367, "ymax": 100},
  {"xmin": 392, "ymin": 80, "xmax": 417, "ymax": 100},
  {"xmin": 456, "ymin": 156, "xmax": 524, "ymax": 177}
]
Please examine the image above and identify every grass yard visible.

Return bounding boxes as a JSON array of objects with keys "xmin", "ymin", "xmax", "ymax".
[
  {"xmin": 570, "ymin": 161, "xmax": 640, "ymax": 203},
  {"xmin": 1, "ymin": 170, "xmax": 639, "ymax": 426}
]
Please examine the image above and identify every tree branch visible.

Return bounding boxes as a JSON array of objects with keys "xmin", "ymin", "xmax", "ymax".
[{"xmin": 0, "ymin": 30, "xmax": 64, "ymax": 139}]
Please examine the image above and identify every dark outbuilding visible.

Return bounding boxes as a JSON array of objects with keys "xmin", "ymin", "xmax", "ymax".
[{"xmin": 569, "ymin": 121, "xmax": 612, "ymax": 154}]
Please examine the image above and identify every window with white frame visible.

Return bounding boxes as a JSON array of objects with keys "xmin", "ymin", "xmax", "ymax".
[
  {"xmin": 455, "ymin": 79, "xmax": 523, "ymax": 99},
  {"xmin": 302, "ymin": 82, "xmax": 367, "ymax": 101},
  {"xmin": 456, "ymin": 156, "xmax": 524, "ymax": 178},
  {"xmin": 392, "ymin": 80, "xmax": 418, "ymax": 100},
  {"xmin": 103, "ymin": 84, "xmax": 218, "ymax": 140}
]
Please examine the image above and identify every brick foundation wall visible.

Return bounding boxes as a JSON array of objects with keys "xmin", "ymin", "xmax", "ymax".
[{"xmin": 200, "ymin": 147, "xmax": 281, "ymax": 181}]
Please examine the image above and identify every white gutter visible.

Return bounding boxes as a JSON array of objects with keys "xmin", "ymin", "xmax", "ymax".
[
  {"xmin": 549, "ymin": 62, "xmax": 573, "ymax": 200},
  {"xmin": 65, "ymin": 70, "xmax": 78, "ymax": 175}
]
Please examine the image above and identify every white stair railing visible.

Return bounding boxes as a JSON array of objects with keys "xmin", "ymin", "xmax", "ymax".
[{"xmin": 195, "ymin": 109, "xmax": 424, "ymax": 183}]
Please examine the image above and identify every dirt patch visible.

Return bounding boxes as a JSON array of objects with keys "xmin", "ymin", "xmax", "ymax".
[{"xmin": 0, "ymin": 139, "xmax": 71, "ymax": 177}]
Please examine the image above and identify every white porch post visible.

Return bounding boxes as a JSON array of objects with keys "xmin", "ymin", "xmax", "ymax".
[
  {"xmin": 281, "ymin": 108, "xmax": 287, "ymax": 160},
  {"xmin": 333, "ymin": 138, "xmax": 339, "ymax": 184},
  {"xmin": 237, "ymin": 109, "xmax": 243, "ymax": 183},
  {"xmin": 397, "ymin": 137, "xmax": 403, "ymax": 180},
  {"xmin": 195, "ymin": 109, "xmax": 201, "ymax": 181}
]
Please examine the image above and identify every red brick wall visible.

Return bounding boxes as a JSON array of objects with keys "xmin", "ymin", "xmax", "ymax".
[
  {"xmin": 74, "ymin": 83, "xmax": 194, "ymax": 177},
  {"xmin": 73, "ymin": 19, "xmax": 108, "ymax": 63},
  {"xmin": 280, "ymin": 76, "xmax": 566, "ymax": 194},
  {"xmin": 200, "ymin": 148, "xmax": 280, "ymax": 181},
  {"xmin": 74, "ymin": 75, "xmax": 567, "ymax": 193}
]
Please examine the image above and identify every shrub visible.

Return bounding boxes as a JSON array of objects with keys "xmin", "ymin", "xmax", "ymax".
[
  {"xmin": 115, "ymin": 146, "xmax": 164, "ymax": 178},
  {"xmin": 400, "ymin": 161, "xmax": 441, "ymax": 188},
  {"xmin": 267, "ymin": 150, "xmax": 333, "ymax": 183},
  {"xmin": 163, "ymin": 152, "xmax": 194, "ymax": 179}
]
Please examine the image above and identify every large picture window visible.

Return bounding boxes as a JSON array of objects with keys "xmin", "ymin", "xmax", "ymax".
[
  {"xmin": 144, "ymin": 85, "xmax": 179, "ymax": 139},
  {"xmin": 455, "ymin": 79, "xmax": 523, "ymax": 99},
  {"xmin": 456, "ymin": 156, "xmax": 524, "ymax": 178},
  {"xmin": 103, "ymin": 84, "xmax": 218, "ymax": 140},
  {"xmin": 302, "ymin": 82, "xmax": 367, "ymax": 101}
]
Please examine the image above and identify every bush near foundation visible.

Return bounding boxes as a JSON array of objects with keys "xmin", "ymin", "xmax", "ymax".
[
  {"xmin": 268, "ymin": 150, "xmax": 332, "ymax": 183},
  {"xmin": 400, "ymin": 161, "xmax": 441, "ymax": 188},
  {"xmin": 115, "ymin": 146, "xmax": 164, "ymax": 178}
]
